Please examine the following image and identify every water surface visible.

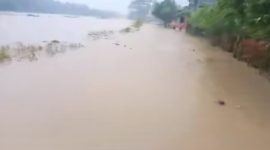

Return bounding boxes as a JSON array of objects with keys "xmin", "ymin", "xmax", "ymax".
[{"xmin": 0, "ymin": 13, "xmax": 270, "ymax": 150}]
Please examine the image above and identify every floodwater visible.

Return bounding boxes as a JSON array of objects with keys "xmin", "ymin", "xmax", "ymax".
[{"xmin": 0, "ymin": 13, "xmax": 270, "ymax": 150}]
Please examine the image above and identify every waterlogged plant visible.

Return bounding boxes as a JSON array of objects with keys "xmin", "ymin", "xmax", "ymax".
[
  {"xmin": 121, "ymin": 27, "xmax": 132, "ymax": 33},
  {"xmin": 120, "ymin": 20, "xmax": 143, "ymax": 33},
  {"xmin": 0, "ymin": 49, "xmax": 10, "ymax": 62},
  {"xmin": 132, "ymin": 20, "xmax": 143, "ymax": 29}
]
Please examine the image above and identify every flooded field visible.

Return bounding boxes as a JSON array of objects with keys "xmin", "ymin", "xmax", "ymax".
[{"xmin": 0, "ymin": 12, "xmax": 270, "ymax": 150}]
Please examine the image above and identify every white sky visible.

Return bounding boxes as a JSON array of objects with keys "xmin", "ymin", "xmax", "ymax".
[{"xmin": 57, "ymin": 0, "xmax": 189, "ymax": 14}]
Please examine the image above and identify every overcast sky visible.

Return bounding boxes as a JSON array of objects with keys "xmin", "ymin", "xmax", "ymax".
[{"xmin": 57, "ymin": 0, "xmax": 189, "ymax": 14}]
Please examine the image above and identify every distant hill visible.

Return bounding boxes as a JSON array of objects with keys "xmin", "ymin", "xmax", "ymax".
[{"xmin": 0, "ymin": 0, "xmax": 120, "ymax": 18}]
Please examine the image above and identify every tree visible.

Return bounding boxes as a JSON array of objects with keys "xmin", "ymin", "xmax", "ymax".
[
  {"xmin": 152, "ymin": 0, "xmax": 178, "ymax": 24},
  {"xmin": 128, "ymin": 0, "xmax": 153, "ymax": 20},
  {"xmin": 188, "ymin": 0, "xmax": 199, "ymax": 9}
]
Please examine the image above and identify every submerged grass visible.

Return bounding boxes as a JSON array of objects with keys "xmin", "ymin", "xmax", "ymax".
[
  {"xmin": 0, "ymin": 50, "xmax": 10, "ymax": 62},
  {"xmin": 120, "ymin": 20, "xmax": 143, "ymax": 33},
  {"xmin": 132, "ymin": 20, "xmax": 143, "ymax": 29},
  {"xmin": 0, "ymin": 41, "xmax": 84, "ymax": 64},
  {"xmin": 121, "ymin": 27, "xmax": 132, "ymax": 33}
]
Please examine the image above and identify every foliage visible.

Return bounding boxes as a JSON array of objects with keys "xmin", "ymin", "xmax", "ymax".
[
  {"xmin": 189, "ymin": 5, "xmax": 239, "ymax": 36},
  {"xmin": 132, "ymin": 20, "xmax": 143, "ymax": 28},
  {"xmin": 152, "ymin": 0, "xmax": 178, "ymax": 24},
  {"xmin": 243, "ymin": 0, "xmax": 270, "ymax": 39},
  {"xmin": 176, "ymin": 6, "xmax": 191, "ymax": 18},
  {"xmin": 0, "ymin": 49, "xmax": 10, "ymax": 62},
  {"xmin": 188, "ymin": 0, "xmax": 270, "ymax": 40},
  {"xmin": 120, "ymin": 20, "xmax": 143, "ymax": 33},
  {"xmin": 188, "ymin": 0, "xmax": 270, "ymax": 72}
]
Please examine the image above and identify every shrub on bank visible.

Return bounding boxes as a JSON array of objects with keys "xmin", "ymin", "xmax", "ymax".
[
  {"xmin": 0, "ymin": 46, "xmax": 11, "ymax": 62},
  {"xmin": 187, "ymin": 0, "xmax": 270, "ymax": 73}
]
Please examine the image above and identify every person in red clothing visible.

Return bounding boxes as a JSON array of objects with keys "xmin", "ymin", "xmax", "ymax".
[
  {"xmin": 170, "ymin": 16, "xmax": 187, "ymax": 31},
  {"xmin": 178, "ymin": 16, "xmax": 187, "ymax": 31}
]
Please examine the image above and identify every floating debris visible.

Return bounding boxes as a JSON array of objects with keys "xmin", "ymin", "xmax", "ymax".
[
  {"xmin": 120, "ymin": 27, "xmax": 132, "ymax": 33},
  {"xmin": 51, "ymin": 40, "xmax": 60, "ymax": 43},
  {"xmin": 27, "ymin": 14, "xmax": 39, "ymax": 17},
  {"xmin": 88, "ymin": 30, "xmax": 114, "ymax": 40},
  {"xmin": 113, "ymin": 42, "xmax": 120, "ymax": 46},
  {"xmin": 64, "ymin": 16, "xmax": 79, "ymax": 19},
  {"xmin": 217, "ymin": 100, "xmax": 226, "ymax": 106}
]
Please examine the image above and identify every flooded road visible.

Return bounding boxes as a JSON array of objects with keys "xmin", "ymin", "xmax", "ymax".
[{"xmin": 1, "ymin": 13, "xmax": 270, "ymax": 150}]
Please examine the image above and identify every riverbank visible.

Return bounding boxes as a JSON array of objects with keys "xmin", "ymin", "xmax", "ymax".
[
  {"xmin": 187, "ymin": 25, "xmax": 270, "ymax": 80},
  {"xmin": 186, "ymin": 1, "xmax": 270, "ymax": 81}
]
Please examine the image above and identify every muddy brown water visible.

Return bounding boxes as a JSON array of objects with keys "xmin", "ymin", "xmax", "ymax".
[{"xmin": 1, "ymin": 13, "xmax": 270, "ymax": 150}]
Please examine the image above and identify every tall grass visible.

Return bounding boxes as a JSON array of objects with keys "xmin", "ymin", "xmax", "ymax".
[
  {"xmin": 0, "ymin": 50, "xmax": 10, "ymax": 62},
  {"xmin": 132, "ymin": 20, "xmax": 143, "ymax": 29}
]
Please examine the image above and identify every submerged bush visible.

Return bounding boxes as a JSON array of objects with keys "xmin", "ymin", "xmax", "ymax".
[
  {"xmin": 0, "ymin": 49, "xmax": 10, "ymax": 62},
  {"xmin": 121, "ymin": 27, "xmax": 132, "ymax": 33},
  {"xmin": 132, "ymin": 20, "xmax": 143, "ymax": 29}
]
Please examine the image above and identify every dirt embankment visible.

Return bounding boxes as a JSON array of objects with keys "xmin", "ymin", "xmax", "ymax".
[{"xmin": 186, "ymin": 25, "xmax": 270, "ymax": 79}]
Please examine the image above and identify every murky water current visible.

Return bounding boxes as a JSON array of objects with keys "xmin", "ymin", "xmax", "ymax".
[{"xmin": 0, "ymin": 13, "xmax": 270, "ymax": 150}]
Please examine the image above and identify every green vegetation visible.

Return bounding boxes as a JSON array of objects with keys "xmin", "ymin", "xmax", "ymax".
[
  {"xmin": 152, "ymin": 0, "xmax": 178, "ymax": 25},
  {"xmin": 0, "ymin": 49, "xmax": 10, "ymax": 62},
  {"xmin": 188, "ymin": 0, "xmax": 270, "ymax": 39},
  {"xmin": 132, "ymin": 20, "xmax": 143, "ymax": 29},
  {"xmin": 187, "ymin": 0, "xmax": 270, "ymax": 72},
  {"xmin": 121, "ymin": 20, "xmax": 143, "ymax": 33}
]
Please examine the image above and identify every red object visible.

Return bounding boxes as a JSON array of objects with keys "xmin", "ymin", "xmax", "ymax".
[{"xmin": 170, "ymin": 21, "xmax": 186, "ymax": 31}]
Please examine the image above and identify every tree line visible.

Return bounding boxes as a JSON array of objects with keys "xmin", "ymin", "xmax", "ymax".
[
  {"xmin": 128, "ymin": 0, "xmax": 179, "ymax": 23},
  {"xmin": 0, "ymin": 0, "xmax": 119, "ymax": 18}
]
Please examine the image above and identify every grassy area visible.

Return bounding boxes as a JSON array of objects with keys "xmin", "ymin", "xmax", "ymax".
[
  {"xmin": 0, "ymin": 50, "xmax": 10, "ymax": 62},
  {"xmin": 120, "ymin": 20, "xmax": 143, "ymax": 33},
  {"xmin": 132, "ymin": 20, "xmax": 143, "ymax": 29}
]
